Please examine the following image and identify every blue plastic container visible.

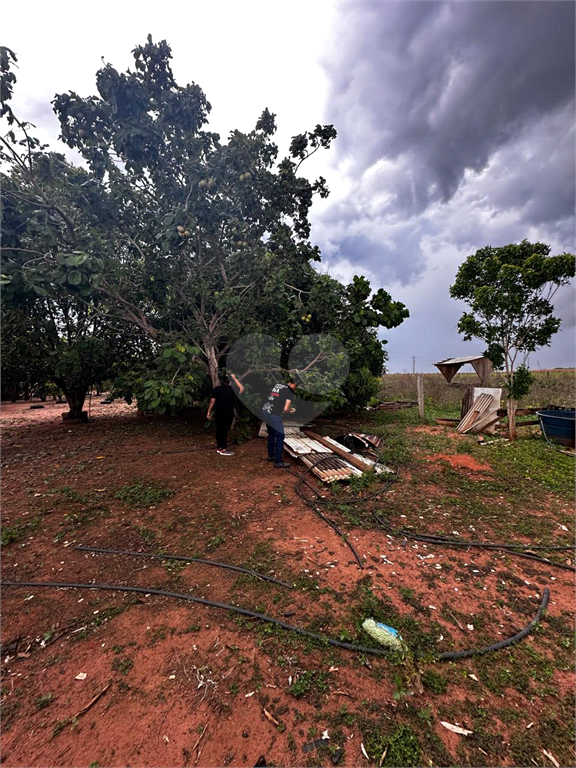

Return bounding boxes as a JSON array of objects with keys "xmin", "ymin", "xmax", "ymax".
[{"xmin": 536, "ymin": 409, "xmax": 575, "ymax": 448}]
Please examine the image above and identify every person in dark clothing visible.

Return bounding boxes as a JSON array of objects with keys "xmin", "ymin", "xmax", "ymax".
[
  {"xmin": 261, "ymin": 379, "xmax": 297, "ymax": 468},
  {"xmin": 207, "ymin": 374, "xmax": 244, "ymax": 456}
]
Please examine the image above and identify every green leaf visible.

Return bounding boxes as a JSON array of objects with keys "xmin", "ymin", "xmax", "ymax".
[
  {"xmin": 67, "ymin": 271, "xmax": 82, "ymax": 285},
  {"xmin": 32, "ymin": 285, "xmax": 48, "ymax": 296}
]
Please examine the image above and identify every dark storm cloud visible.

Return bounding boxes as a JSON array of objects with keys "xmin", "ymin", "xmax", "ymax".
[
  {"xmin": 336, "ymin": 231, "xmax": 426, "ymax": 286},
  {"xmin": 322, "ymin": 0, "xmax": 575, "ymax": 218}
]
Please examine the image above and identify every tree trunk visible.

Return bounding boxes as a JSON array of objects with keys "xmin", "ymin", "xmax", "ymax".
[
  {"xmin": 60, "ymin": 385, "xmax": 89, "ymax": 421},
  {"xmin": 205, "ymin": 342, "xmax": 220, "ymax": 387},
  {"xmin": 507, "ymin": 397, "xmax": 517, "ymax": 441}
]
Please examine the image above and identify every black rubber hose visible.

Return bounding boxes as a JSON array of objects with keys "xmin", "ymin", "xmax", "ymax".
[
  {"xmin": 382, "ymin": 529, "xmax": 572, "ymax": 552},
  {"xmin": 293, "ymin": 460, "xmax": 573, "ymax": 570},
  {"xmin": 370, "ymin": 511, "xmax": 576, "ymax": 572},
  {"xmin": 438, "ymin": 588, "xmax": 550, "ymax": 660},
  {"xmin": 75, "ymin": 546, "xmax": 293, "ymax": 588},
  {"xmin": 294, "ymin": 455, "xmax": 572, "ymax": 556},
  {"xmin": 1, "ymin": 581, "xmax": 549, "ymax": 662},
  {"xmin": 1, "ymin": 580, "xmax": 390, "ymax": 656},
  {"xmin": 282, "ymin": 455, "xmax": 365, "ymax": 569}
]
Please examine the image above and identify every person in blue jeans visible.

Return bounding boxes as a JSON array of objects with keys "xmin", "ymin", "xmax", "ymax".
[{"xmin": 261, "ymin": 379, "xmax": 297, "ymax": 468}]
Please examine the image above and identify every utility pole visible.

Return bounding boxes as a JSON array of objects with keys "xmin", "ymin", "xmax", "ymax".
[{"xmin": 412, "ymin": 356, "xmax": 416, "ymax": 374}]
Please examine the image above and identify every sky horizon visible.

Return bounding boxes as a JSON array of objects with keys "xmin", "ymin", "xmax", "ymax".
[{"xmin": 3, "ymin": 1, "xmax": 575, "ymax": 373}]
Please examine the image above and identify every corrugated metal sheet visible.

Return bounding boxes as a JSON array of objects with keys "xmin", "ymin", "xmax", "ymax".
[
  {"xmin": 259, "ymin": 423, "xmax": 393, "ymax": 482},
  {"xmin": 434, "ymin": 355, "xmax": 487, "ymax": 365},
  {"xmin": 284, "ymin": 433, "xmax": 331, "ymax": 455},
  {"xmin": 299, "ymin": 452, "xmax": 362, "ymax": 482},
  {"xmin": 456, "ymin": 393, "xmax": 494, "ymax": 433}
]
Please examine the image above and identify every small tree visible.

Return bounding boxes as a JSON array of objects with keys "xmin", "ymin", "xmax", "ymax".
[{"xmin": 450, "ymin": 240, "xmax": 575, "ymax": 439}]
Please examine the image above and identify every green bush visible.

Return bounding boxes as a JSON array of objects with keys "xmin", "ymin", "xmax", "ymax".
[
  {"xmin": 113, "ymin": 341, "xmax": 209, "ymax": 414},
  {"xmin": 341, "ymin": 367, "xmax": 380, "ymax": 411}
]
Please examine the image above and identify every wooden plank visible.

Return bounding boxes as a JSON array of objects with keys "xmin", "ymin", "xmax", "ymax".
[
  {"xmin": 470, "ymin": 407, "xmax": 500, "ymax": 433},
  {"xmin": 321, "ymin": 435, "xmax": 352, "ymax": 453},
  {"xmin": 470, "ymin": 414, "xmax": 501, "ymax": 434},
  {"xmin": 304, "ymin": 431, "xmax": 374, "ymax": 472}
]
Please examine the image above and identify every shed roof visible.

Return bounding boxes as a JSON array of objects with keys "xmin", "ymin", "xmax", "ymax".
[
  {"xmin": 434, "ymin": 355, "xmax": 486, "ymax": 365},
  {"xmin": 434, "ymin": 355, "xmax": 493, "ymax": 385}
]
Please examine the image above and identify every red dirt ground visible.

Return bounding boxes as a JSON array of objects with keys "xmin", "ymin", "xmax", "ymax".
[
  {"xmin": 426, "ymin": 453, "xmax": 493, "ymax": 472},
  {"xmin": 1, "ymin": 399, "xmax": 574, "ymax": 768}
]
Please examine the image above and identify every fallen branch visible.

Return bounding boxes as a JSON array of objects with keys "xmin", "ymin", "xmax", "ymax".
[
  {"xmin": 72, "ymin": 681, "xmax": 112, "ymax": 720},
  {"xmin": 191, "ymin": 723, "xmax": 208, "ymax": 755}
]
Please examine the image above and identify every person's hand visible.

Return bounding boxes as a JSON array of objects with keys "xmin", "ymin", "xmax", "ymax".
[{"xmin": 289, "ymin": 407, "xmax": 296, "ymax": 413}]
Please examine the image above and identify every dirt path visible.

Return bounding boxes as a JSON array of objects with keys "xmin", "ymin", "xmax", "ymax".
[{"xmin": 1, "ymin": 400, "xmax": 574, "ymax": 767}]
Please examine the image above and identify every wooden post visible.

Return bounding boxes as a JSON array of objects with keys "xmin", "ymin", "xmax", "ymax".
[{"xmin": 417, "ymin": 373, "xmax": 424, "ymax": 419}]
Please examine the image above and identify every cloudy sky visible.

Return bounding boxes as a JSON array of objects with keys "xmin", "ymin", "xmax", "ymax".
[{"xmin": 3, "ymin": 0, "xmax": 574, "ymax": 372}]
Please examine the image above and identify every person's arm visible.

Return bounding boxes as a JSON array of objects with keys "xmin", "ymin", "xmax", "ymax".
[
  {"xmin": 207, "ymin": 397, "xmax": 216, "ymax": 419},
  {"xmin": 230, "ymin": 373, "xmax": 245, "ymax": 394}
]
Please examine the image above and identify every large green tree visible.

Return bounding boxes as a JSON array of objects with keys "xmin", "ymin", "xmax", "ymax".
[
  {"xmin": 450, "ymin": 240, "xmax": 575, "ymax": 439},
  {"xmin": 2, "ymin": 39, "xmax": 408, "ymax": 413}
]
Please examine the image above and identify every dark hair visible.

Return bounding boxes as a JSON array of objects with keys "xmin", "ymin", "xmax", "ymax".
[
  {"xmin": 287, "ymin": 378, "xmax": 297, "ymax": 386},
  {"xmin": 219, "ymin": 374, "xmax": 230, "ymax": 384}
]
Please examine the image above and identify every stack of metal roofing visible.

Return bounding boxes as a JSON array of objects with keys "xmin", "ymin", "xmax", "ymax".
[
  {"xmin": 456, "ymin": 393, "xmax": 498, "ymax": 434},
  {"xmin": 259, "ymin": 422, "xmax": 392, "ymax": 482},
  {"xmin": 300, "ymin": 451, "xmax": 363, "ymax": 481}
]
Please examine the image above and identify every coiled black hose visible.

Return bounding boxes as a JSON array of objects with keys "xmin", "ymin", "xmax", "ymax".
[{"xmin": 1, "ymin": 581, "xmax": 550, "ymax": 662}]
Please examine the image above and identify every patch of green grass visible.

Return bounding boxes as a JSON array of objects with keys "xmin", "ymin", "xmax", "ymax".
[
  {"xmin": 1, "ymin": 698, "xmax": 20, "ymax": 730},
  {"xmin": 498, "ymin": 706, "xmax": 523, "ymax": 724},
  {"xmin": 362, "ymin": 722, "xmax": 422, "ymax": 767},
  {"xmin": 52, "ymin": 718, "xmax": 71, "ymax": 737},
  {"xmin": 288, "ymin": 670, "xmax": 329, "ymax": 700},
  {"xmin": 348, "ymin": 470, "xmax": 379, "ymax": 493},
  {"xmin": 474, "ymin": 435, "xmax": 574, "ymax": 498},
  {"xmin": 421, "ymin": 668, "xmax": 448, "ymax": 694},
  {"xmin": 398, "ymin": 586, "xmax": 429, "ymax": 614},
  {"xmin": 205, "ymin": 535, "xmax": 226, "ymax": 552},
  {"xmin": 114, "ymin": 482, "xmax": 175, "ymax": 508},
  {"xmin": 147, "ymin": 625, "xmax": 168, "ymax": 646},
  {"xmin": 1, "ymin": 521, "xmax": 25, "ymax": 546},
  {"xmin": 474, "ymin": 651, "xmax": 531, "ymax": 695},
  {"xmin": 242, "ymin": 540, "xmax": 277, "ymax": 573},
  {"xmin": 136, "ymin": 526, "xmax": 157, "ymax": 547},
  {"xmin": 111, "ymin": 657, "xmax": 133, "ymax": 675},
  {"xmin": 34, "ymin": 693, "xmax": 55, "ymax": 710},
  {"xmin": 325, "ymin": 704, "xmax": 356, "ymax": 729}
]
